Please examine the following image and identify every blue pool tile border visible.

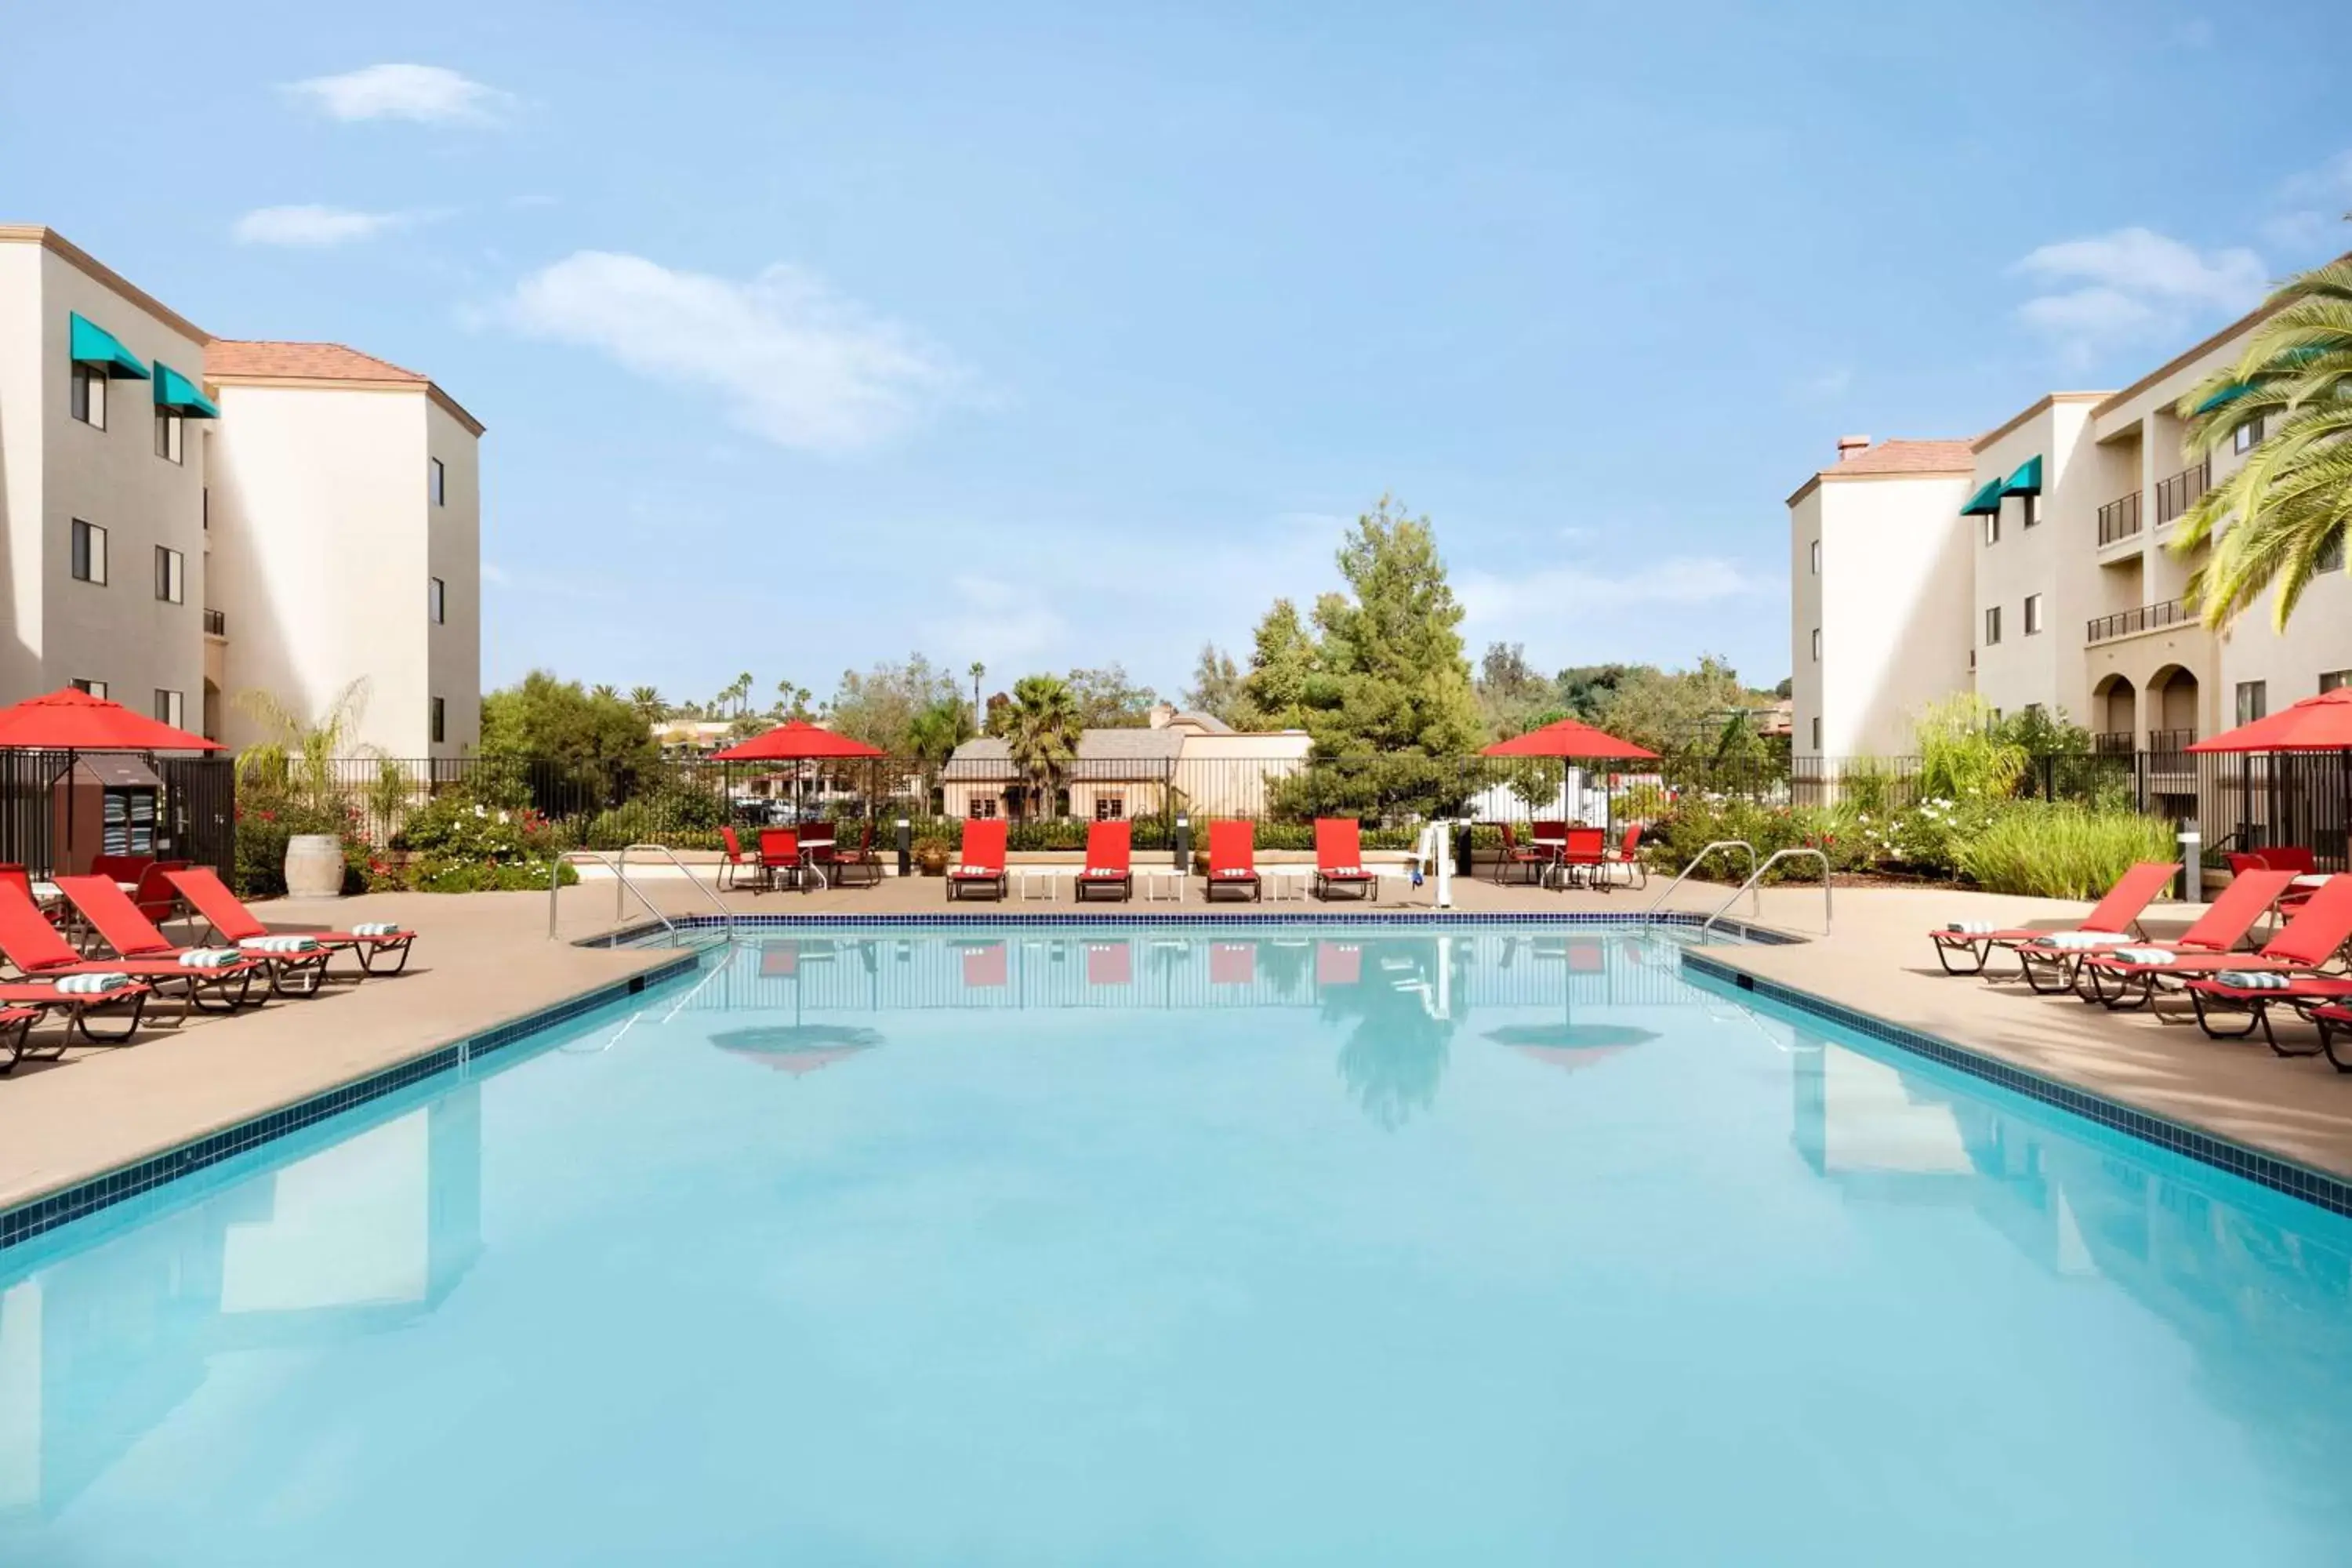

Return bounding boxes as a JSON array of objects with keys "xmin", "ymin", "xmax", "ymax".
[
  {"xmin": 0, "ymin": 953, "xmax": 700, "ymax": 1255},
  {"xmin": 1679, "ymin": 949, "xmax": 2352, "ymax": 1219},
  {"xmin": 592, "ymin": 910, "xmax": 1806, "ymax": 946}
]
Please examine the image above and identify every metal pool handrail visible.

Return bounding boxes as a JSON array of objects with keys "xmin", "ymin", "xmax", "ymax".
[
  {"xmin": 548, "ymin": 849, "xmax": 680, "ymax": 942},
  {"xmin": 1702, "ymin": 848, "xmax": 1831, "ymax": 938},
  {"xmin": 617, "ymin": 843, "xmax": 736, "ymax": 928},
  {"xmin": 1642, "ymin": 840, "xmax": 1758, "ymax": 924}
]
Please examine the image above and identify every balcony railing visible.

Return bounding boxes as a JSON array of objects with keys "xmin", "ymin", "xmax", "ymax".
[
  {"xmin": 202, "ymin": 608, "xmax": 226, "ymax": 637},
  {"xmin": 2096, "ymin": 490, "xmax": 2143, "ymax": 546},
  {"xmin": 2154, "ymin": 458, "xmax": 2211, "ymax": 525},
  {"xmin": 2085, "ymin": 598, "xmax": 2190, "ymax": 644},
  {"xmin": 2147, "ymin": 728, "xmax": 2197, "ymax": 752},
  {"xmin": 2092, "ymin": 731, "xmax": 2135, "ymax": 755}
]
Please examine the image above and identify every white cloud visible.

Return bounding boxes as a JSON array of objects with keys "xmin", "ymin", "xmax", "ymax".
[
  {"xmin": 498, "ymin": 250, "xmax": 971, "ymax": 454},
  {"xmin": 2010, "ymin": 227, "xmax": 2267, "ymax": 364},
  {"xmin": 231, "ymin": 204, "xmax": 431, "ymax": 247},
  {"xmin": 2263, "ymin": 151, "xmax": 2352, "ymax": 256},
  {"xmin": 285, "ymin": 64, "xmax": 513, "ymax": 125}
]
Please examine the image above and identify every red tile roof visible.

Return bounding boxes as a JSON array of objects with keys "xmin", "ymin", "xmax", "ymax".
[
  {"xmin": 204, "ymin": 340, "xmax": 430, "ymax": 384},
  {"xmin": 1815, "ymin": 438, "xmax": 1975, "ymax": 477}
]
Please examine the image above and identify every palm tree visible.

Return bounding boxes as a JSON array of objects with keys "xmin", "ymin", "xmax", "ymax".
[
  {"xmin": 590, "ymin": 683, "xmax": 619, "ymax": 702},
  {"xmin": 906, "ymin": 697, "xmax": 975, "ymax": 814},
  {"xmin": 234, "ymin": 677, "xmax": 380, "ymax": 815},
  {"xmin": 968, "ymin": 661, "xmax": 985, "ymax": 728},
  {"xmin": 2174, "ymin": 254, "xmax": 2352, "ymax": 631},
  {"xmin": 1002, "ymin": 674, "xmax": 1080, "ymax": 819},
  {"xmin": 628, "ymin": 686, "xmax": 666, "ymax": 723}
]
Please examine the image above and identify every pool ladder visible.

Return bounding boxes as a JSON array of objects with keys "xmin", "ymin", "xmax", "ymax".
[
  {"xmin": 1642, "ymin": 840, "xmax": 1833, "ymax": 938},
  {"xmin": 547, "ymin": 844, "xmax": 738, "ymax": 944}
]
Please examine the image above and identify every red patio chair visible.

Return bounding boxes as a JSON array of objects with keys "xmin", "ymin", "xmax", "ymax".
[
  {"xmin": 162, "ymin": 867, "xmax": 417, "ymax": 977},
  {"xmin": 1312, "ymin": 819, "xmax": 1377, "ymax": 901},
  {"xmin": 718, "ymin": 826, "xmax": 753, "ymax": 891},
  {"xmin": 757, "ymin": 828, "xmax": 806, "ymax": 893},
  {"xmin": 1558, "ymin": 826, "xmax": 1607, "ymax": 891},
  {"xmin": 2230, "ymin": 848, "xmax": 2319, "ymax": 909},
  {"xmin": 832, "ymin": 822, "xmax": 880, "ymax": 887},
  {"xmin": 1205, "ymin": 820, "xmax": 1259, "ymax": 902},
  {"xmin": 1493, "ymin": 822, "xmax": 1546, "ymax": 886},
  {"xmin": 1077, "ymin": 821, "xmax": 1133, "ymax": 902},
  {"xmin": 1605, "ymin": 823, "xmax": 1646, "ymax": 889},
  {"xmin": 949, "ymin": 819, "xmax": 1008, "ymax": 902},
  {"xmin": 130, "ymin": 860, "xmax": 187, "ymax": 927}
]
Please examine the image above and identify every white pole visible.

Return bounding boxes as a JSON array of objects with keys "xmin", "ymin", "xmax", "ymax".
[
  {"xmin": 2178, "ymin": 824, "xmax": 2201, "ymax": 902},
  {"xmin": 1434, "ymin": 819, "xmax": 1454, "ymax": 909}
]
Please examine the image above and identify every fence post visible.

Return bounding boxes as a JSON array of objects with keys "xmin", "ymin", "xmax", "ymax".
[
  {"xmin": 1173, "ymin": 814, "xmax": 1189, "ymax": 870},
  {"xmin": 2178, "ymin": 822, "xmax": 2201, "ymax": 902},
  {"xmin": 896, "ymin": 818, "xmax": 911, "ymax": 879}
]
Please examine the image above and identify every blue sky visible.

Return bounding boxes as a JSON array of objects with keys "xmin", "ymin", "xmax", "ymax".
[{"xmin": 9, "ymin": 1, "xmax": 2350, "ymax": 708}]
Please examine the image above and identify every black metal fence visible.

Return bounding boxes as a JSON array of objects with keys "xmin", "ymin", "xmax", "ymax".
[{"xmin": 0, "ymin": 750, "xmax": 236, "ymax": 880}]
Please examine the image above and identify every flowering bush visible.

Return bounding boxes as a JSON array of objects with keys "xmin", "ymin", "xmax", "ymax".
[{"xmin": 392, "ymin": 797, "xmax": 557, "ymax": 862}]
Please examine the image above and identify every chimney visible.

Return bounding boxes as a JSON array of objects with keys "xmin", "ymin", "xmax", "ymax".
[
  {"xmin": 1836, "ymin": 434, "xmax": 1871, "ymax": 463},
  {"xmin": 1147, "ymin": 702, "xmax": 1176, "ymax": 730}
]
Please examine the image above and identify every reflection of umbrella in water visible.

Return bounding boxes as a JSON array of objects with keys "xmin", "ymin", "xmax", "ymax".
[
  {"xmin": 712, "ymin": 1025, "xmax": 883, "ymax": 1077},
  {"xmin": 1486, "ymin": 1022, "xmax": 1658, "ymax": 1075}
]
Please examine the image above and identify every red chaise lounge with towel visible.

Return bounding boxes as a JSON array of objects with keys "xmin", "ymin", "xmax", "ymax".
[
  {"xmin": 1926, "ymin": 861, "xmax": 2176, "ymax": 977},
  {"xmin": 164, "ymin": 866, "xmax": 418, "ymax": 976},
  {"xmin": 0, "ymin": 878, "xmax": 261, "ymax": 1012},
  {"xmin": 949, "ymin": 819, "xmax": 1008, "ymax": 902},
  {"xmin": 1077, "ymin": 820, "xmax": 1134, "ymax": 902},
  {"xmin": 1312, "ymin": 819, "xmax": 1378, "ymax": 902},
  {"xmin": 2009, "ymin": 867, "xmax": 2296, "ymax": 997},
  {"xmin": 2077, "ymin": 874, "xmax": 2352, "ymax": 1014},
  {"xmin": 1206, "ymin": 820, "xmax": 1261, "ymax": 902},
  {"xmin": 60, "ymin": 874, "xmax": 332, "ymax": 998}
]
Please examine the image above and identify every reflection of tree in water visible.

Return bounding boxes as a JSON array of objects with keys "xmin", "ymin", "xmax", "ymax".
[
  {"xmin": 1258, "ymin": 938, "xmax": 1314, "ymax": 1001},
  {"xmin": 1326, "ymin": 937, "xmax": 1458, "ymax": 1130}
]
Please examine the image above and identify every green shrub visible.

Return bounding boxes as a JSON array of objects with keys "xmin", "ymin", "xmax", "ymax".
[
  {"xmin": 402, "ymin": 857, "xmax": 577, "ymax": 893},
  {"xmin": 392, "ymin": 797, "xmax": 555, "ymax": 862},
  {"xmin": 1953, "ymin": 803, "xmax": 2177, "ymax": 898}
]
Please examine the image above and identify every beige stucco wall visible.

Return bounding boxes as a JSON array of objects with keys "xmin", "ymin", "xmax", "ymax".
[
  {"xmin": 1802, "ymin": 471, "xmax": 1973, "ymax": 757},
  {"xmin": 1172, "ymin": 732, "xmax": 1312, "ymax": 817},
  {"xmin": 0, "ymin": 245, "xmax": 208, "ymax": 713},
  {"xmin": 208, "ymin": 384, "xmax": 442, "ymax": 757},
  {"xmin": 1789, "ymin": 488, "xmax": 1824, "ymax": 755},
  {"xmin": 424, "ymin": 399, "xmax": 482, "ymax": 755},
  {"xmin": 1969, "ymin": 398, "xmax": 2100, "ymax": 726}
]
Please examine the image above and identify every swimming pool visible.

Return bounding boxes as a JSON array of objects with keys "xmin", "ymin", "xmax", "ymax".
[{"xmin": 4, "ymin": 923, "xmax": 2350, "ymax": 1565}]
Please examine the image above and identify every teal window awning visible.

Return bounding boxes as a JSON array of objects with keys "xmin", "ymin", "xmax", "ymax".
[
  {"xmin": 2002, "ymin": 455, "xmax": 2043, "ymax": 496},
  {"xmin": 68, "ymin": 313, "xmax": 151, "ymax": 379},
  {"xmin": 151, "ymin": 361, "xmax": 220, "ymax": 419},
  {"xmin": 1960, "ymin": 479, "xmax": 2005, "ymax": 517},
  {"xmin": 2191, "ymin": 381, "xmax": 2252, "ymax": 416}
]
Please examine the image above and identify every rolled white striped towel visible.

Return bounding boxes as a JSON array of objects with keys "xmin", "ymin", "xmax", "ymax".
[
  {"xmin": 2112, "ymin": 947, "xmax": 2176, "ymax": 965},
  {"xmin": 176, "ymin": 949, "xmax": 245, "ymax": 969},
  {"xmin": 2215, "ymin": 970, "xmax": 2293, "ymax": 990},
  {"xmin": 2041, "ymin": 931, "xmax": 2131, "ymax": 949},
  {"xmin": 348, "ymin": 922, "xmax": 402, "ymax": 938},
  {"xmin": 53, "ymin": 971, "xmax": 133, "ymax": 995},
  {"xmin": 1944, "ymin": 920, "xmax": 1996, "ymax": 935},
  {"xmin": 238, "ymin": 934, "xmax": 323, "ymax": 954}
]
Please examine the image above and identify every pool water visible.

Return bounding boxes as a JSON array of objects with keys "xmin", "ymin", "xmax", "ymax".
[{"xmin": 5, "ymin": 924, "xmax": 2352, "ymax": 1566}]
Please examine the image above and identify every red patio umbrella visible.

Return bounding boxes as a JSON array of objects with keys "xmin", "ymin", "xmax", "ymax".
[
  {"xmin": 0, "ymin": 688, "xmax": 223, "ymax": 752},
  {"xmin": 1480, "ymin": 717, "xmax": 1658, "ymax": 760},
  {"xmin": 711, "ymin": 720, "xmax": 884, "ymax": 761},
  {"xmin": 2187, "ymin": 688, "xmax": 2352, "ymax": 752}
]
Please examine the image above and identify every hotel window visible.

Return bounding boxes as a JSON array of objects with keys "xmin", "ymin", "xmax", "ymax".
[
  {"xmin": 1094, "ymin": 795, "xmax": 1126, "ymax": 822},
  {"xmin": 969, "ymin": 797, "xmax": 999, "ymax": 820},
  {"xmin": 70, "ymin": 362, "xmax": 107, "ymax": 429},
  {"xmin": 430, "ymin": 696, "xmax": 447, "ymax": 745},
  {"xmin": 154, "ymin": 689, "xmax": 183, "ymax": 728},
  {"xmin": 154, "ymin": 408, "xmax": 183, "ymax": 463},
  {"xmin": 1983, "ymin": 511, "xmax": 2000, "ymax": 546},
  {"xmin": 2020, "ymin": 493, "xmax": 2039, "ymax": 528},
  {"xmin": 2023, "ymin": 593, "xmax": 2043, "ymax": 635},
  {"xmin": 1984, "ymin": 605, "xmax": 2001, "ymax": 645},
  {"xmin": 71, "ymin": 519, "xmax": 107, "ymax": 584},
  {"xmin": 2321, "ymin": 670, "xmax": 2352, "ymax": 695},
  {"xmin": 2236, "ymin": 681, "xmax": 2268, "ymax": 725},
  {"xmin": 429, "ymin": 576, "xmax": 446, "ymax": 624},
  {"xmin": 1810, "ymin": 628, "xmax": 1821, "ymax": 662},
  {"xmin": 1808, "ymin": 539, "xmax": 1820, "ymax": 575},
  {"xmin": 70, "ymin": 678, "xmax": 107, "ymax": 699},
  {"xmin": 429, "ymin": 457, "xmax": 446, "ymax": 506},
  {"xmin": 2235, "ymin": 414, "xmax": 2266, "ymax": 455},
  {"xmin": 154, "ymin": 546, "xmax": 184, "ymax": 604},
  {"xmin": 1809, "ymin": 717, "xmax": 1821, "ymax": 750}
]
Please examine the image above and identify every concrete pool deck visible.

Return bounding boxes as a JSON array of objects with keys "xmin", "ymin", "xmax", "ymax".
[{"xmin": 5, "ymin": 871, "xmax": 2352, "ymax": 1231}]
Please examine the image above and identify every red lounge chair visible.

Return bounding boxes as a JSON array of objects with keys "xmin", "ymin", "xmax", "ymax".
[
  {"xmin": 758, "ymin": 828, "xmax": 806, "ymax": 893},
  {"xmin": 1494, "ymin": 823, "xmax": 1547, "ymax": 886},
  {"xmin": 2013, "ymin": 868, "xmax": 2296, "ymax": 997},
  {"xmin": 0, "ymin": 879, "xmax": 262, "ymax": 1012},
  {"xmin": 949, "ymin": 819, "xmax": 1008, "ymax": 902},
  {"xmin": 1077, "ymin": 821, "xmax": 1133, "ymax": 902},
  {"xmin": 1205, "ymin": 820, "xmax": 1260, "ymax": 902},
  {"xmin": 60, "ymin": 875, "xmax": 327, "ymax": 1000},
  {"xmin": 1603, "ymin": 823, "xmax": 1646, "ymax": 889},
  {"xmin": 2082, "ymin": 875, "xmax": 2352, "ymax": 1014},
  {"xmin": 1312, "ymin": 819, "xmax": 1377, "ymax": 901},
  {"xmin": 2184, "ymin": 974, "xmax": 2352, "ymax": 1053},
  {"xmin": 0, "ymin": 1004, "xmax": 38, "ymax": 1072},
  {"xmin": 162, "ymin": 867, "xmax": 419, "ymax": 976},
  {"xmin": 718, "ymin": 826, "xmax": 753, "ymax": 891},
  {"xmin": 1926, "ymin": 861, "xmax": 2176, "ymax": 976},
  {"xmin": 0, "ymin": 980, "xmax": 151, "ymax": 1049}
]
